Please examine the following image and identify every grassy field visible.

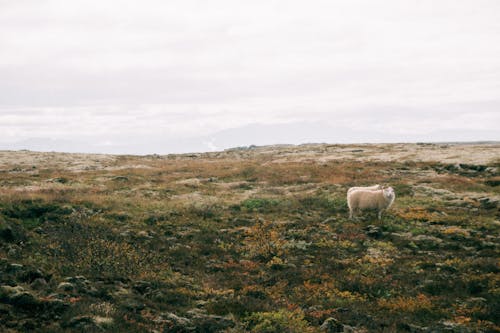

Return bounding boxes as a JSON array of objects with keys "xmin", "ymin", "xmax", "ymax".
[{"xmin": 0, "ymin": 143, "xmax": 499, "ymax": 332}]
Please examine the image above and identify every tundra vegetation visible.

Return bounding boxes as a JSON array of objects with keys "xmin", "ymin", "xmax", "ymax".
[{"xmin": 0, "ymin": 143, "xmax": 499, "ymax": 332}]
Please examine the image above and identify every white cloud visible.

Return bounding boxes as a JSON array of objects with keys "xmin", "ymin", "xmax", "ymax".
[{"xmin": 0, "ymin": 0, "xmax": 499, "ymax": 153}]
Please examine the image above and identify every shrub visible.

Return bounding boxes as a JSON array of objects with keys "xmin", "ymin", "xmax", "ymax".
[
  {"xmin": 44, "ymin": 214, "xmax": 170, "ymax": 280},
  {"xmin": 297, "ymin": 196, "xmax": 337, "ymax": 214},
  {"xmin": 240, "ymin": 166, "xmax": 258, "ymax": 182},
  {"xmin": 377, "ymin": 293, "xmax": 439, "ymax": 318},
  {"xmin": 1, "ymin": 199, "xmax": 73, "ymax": 229},
  {"xmin": 189, "ymin": 202, "xmax": 222, "ymax": 219},
  {"xmin": 245, "ymin": 308, "xmax": 314, "ymax": 333},
  {"xmin": 242, "ymin": 220, "xmax": 287, "ymax": 262},
  {"xmin": 241, "ymin": 198, "xmax": 280, "ymax": 213},
  {"xmin": 392, "ymin": 183, "xmax": 414, "ymax": 197}
]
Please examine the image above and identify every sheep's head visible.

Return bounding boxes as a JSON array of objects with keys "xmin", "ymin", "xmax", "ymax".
[{"xmin": 383, "ymin": 187, "xmax": 395, "ymax": 201}]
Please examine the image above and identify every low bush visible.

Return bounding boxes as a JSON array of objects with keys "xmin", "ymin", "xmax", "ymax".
[{"xmin": 245, "ymin": 308, "xmax": 314, "ymax": 333}]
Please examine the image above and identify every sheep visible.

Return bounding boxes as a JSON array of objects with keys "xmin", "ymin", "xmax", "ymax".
[
  {"xmin": 347, "ymin": 187, "xmax": 395, "ymax": 220},
  {"xmin": 347, "ymin": 184, "xmax": 383, "ymax": 194}
]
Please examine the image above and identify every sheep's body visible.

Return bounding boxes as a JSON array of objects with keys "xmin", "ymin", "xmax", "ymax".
[
  {"xmin": 347, "ymin": 184, "xmax": 382, "ymax": 194},
  {"xmin": 347, "ymin": 187, "xmax": 395, "ymax": 220}
]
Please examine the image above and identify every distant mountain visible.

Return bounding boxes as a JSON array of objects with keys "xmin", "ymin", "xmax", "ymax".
[{"xmin": 1, "ymin": 121, "xmax": 498, "ymax": 155}]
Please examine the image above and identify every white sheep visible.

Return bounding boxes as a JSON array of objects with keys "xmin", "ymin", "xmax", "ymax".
[
  {"xmin": 347, "ymin": 184, "xmax": 383, "ymax": 194},
  {"xmin": 347, "ymin": 187, "xmax": 395, "ymax": 220}
]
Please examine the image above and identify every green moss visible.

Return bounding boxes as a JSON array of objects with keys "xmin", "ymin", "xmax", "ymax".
[
  {"xmin": 241, "ymin": 198, "xmax": 280, "ymax": 212},
  {"xmin": 245, "ymin": 309, "xmax": 312, "ymax": 333}
]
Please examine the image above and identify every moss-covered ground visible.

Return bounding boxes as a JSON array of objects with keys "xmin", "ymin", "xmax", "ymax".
[{"xmin": 0, "ymin": 143, "xmax": 499, "ymax": 332}]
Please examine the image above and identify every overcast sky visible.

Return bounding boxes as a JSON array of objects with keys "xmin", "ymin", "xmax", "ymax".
[{"xmin": 1, "ymin": 0, "xmax": 499, "ymax": 154}]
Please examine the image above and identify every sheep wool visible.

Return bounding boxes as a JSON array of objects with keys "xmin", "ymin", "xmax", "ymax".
[
  {"xmin": 347, "ymin": 187, "xmax": 395, "ymax": 220},
  {"xmin": 347, "ymin": 184, "xmax": 383, "ymax": 194}
]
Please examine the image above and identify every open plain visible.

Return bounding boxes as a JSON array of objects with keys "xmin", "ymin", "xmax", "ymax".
[{"xmin": 0, "ymin": 143, "xmax": 499, "ymax": 332}]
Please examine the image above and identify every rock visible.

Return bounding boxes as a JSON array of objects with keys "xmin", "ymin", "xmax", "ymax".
[
  {"xmin": 43, "ymin": 298, "xmax": 69, "ymax": 315},
  {"xmin": 478, "ymin": 197, "xmax": 499, "ymax": 209},
  {"xmin": 176, "ymin": 178, "xmax": 201, "ymax": 187},
  {"xmin": 92, "ymin": 316, "xmax": 114, "ymax": 328},
  {"xmin": 485, "ymin": 166, "xmax": 498, "ymax": 174},
  {"xmin": 322, "ymin": 217, "xmax": 337, "ymax": 224},
  {"xmin": 136, "ymin": 230, "xmax": 153, "ymax": 239},
  {"xmin": 186, "ymin": 308, "xmax": 207, "ymax": 316},
  {"xmin": 120, "ymin": 230, "xmax": 132, "ymax": 237},
  {"xmin": 9, "ymin": 291, "xmax": 39, "ymax": 308},
  {"xmin": 320, "ymin": 317, "xmax": 345, "ymax": 332},
  {"xmin": 64, "ymin": 275, "xmax": 90, "ymax": 284},
  {"xmin": 447, "ymin": 199, "xmax": 471, "ymax": 208},
  {"xmin": 364, "ymin": 225, "xmax": 382, "ymax": 238},
  {"xmin": 132, "ymin": 280, "xmax": 152, "ymax": 294},
  {"xmin": 435, "ymin": 262, "xmax": 458, "ymax": 273},
  {"xmin": 19, "ymin": 269, "xmax": 45, "ymax": 283},
  {"xmin": 485, "ymin": 179, "xmax": 500, "ymax": 187},
  {"xmin": 195, "ymin": 300, "xmax": 208, "ymax": 308},
  {"xmin": 0, "ymin": 286, "xmax": 40, "ymax": 310},
  {"xmin": 398, "ymin": 323, "xmax": 429, "ymax": 332},
  {"xmin": 459, "ymin": 163, "xmax": 487, "ymax": 172},
  {"xmin": 48, "ymin": 177, "xmax": 69, "ymax": 184},
  {"xmin": 466, "ymin": 297, "xmax": 487, "ymax": 304},
  {"xmin": 31, "ymin": 278, "xmax": 48, "ymax": 290},
  {"xmin": 0, "ymin": 303, "xmax": 13, "ymax": 315},
  {"xmin": 0, "ymin": 219, "xmax": 26, "ymax": 243},
  {"xmin": 57, "ymin": 282, "xmax": 75, "ymax": 292},
  {"xmin": 7, "ymin": 245, "xmax": 21, "ymax": 258},
  {"xmin": 121, "ymin": 298, "xmax": 145, "ymax": 311},
  {"xmin": 6, "ymin": 263, "xmax": 24, "ymax": 273},
  {"xmin": 151, "ymin": 290, "xmax": 166, "ymax": 302},
  {"xmin": 112, "ymin": 176, "xmax": 129, "ymax": 181},
  {"xmin": 63, "ymin": 276, "xmax": 97, "ymax": 295},
  {"xmin": 411, "ymin": 235, "xmax": 443, "ymax": 249},
  {"xmin": 390, "ymin": 232, "xmax": 411, "ymax": 239},
  {"xmin": 62, "ymin": 315, "xmax": 103, "ymax": 331},
  {"xmin": 0, "ymin": 285, "xmax": 24, "ymax": 298},
  {"xmin": 46, "ymin": 292, "xmax": 65, "ymax": 300},
  {"xmin": 190, "ymin": 313, "xmax": 235, "ymax": 332},
  {"xmin": 479, "ymin": 241, "xmax": 496, "ymax": 249},
  {"xmin": 112, "ymin": 285, "xmax": 132, "ymax": 298},
  {"xmin": 342, "ymin": 325, "xmax": 357, "ymax": 333},
  {"xmin": 437, "ymin": 319, "xmax": 467, "ymax": 332},
  {"xmin": 0, "ymin": 226, "xmax": 15, "ymax": 242},
  {"xmin": 162, "ymin": 312, "xmax": 194, "ymax": 331},
  {"xmin": 414, "ymin": 185, "xmax": 457, "ymax": 199},
  {"xmin": 19, "ymin": 319, "xmax": 37, "ymax": 330}
]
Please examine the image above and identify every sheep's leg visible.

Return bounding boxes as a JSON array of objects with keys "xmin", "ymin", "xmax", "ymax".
[
  {"xmin": 378, "ymin": 209, "xmax": 383, "ymax": 220},
  {"xmin": 354, "ymin": 209, "xmax": 360, "ymax": 220},
  {"xmin": 350, "ymin": 207, "xmax": 358, "ymax": 220}
]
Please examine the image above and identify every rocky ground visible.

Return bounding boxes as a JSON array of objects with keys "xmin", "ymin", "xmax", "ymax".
[{"xmin": 0, "ymin": 143, "xmax": 499, "ymax": 332}]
